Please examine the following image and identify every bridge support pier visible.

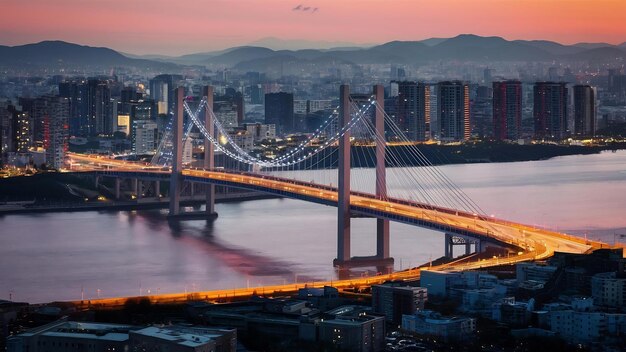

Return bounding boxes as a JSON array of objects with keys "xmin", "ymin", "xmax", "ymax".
[
  {"xmin": 95, "ymin": 176, "xmax": 100, "ymax": 189},
  {"xmin": 444, "ymin": 233, "xmax": 484, "ymax": 259},
  {"xmin": 132, "ymin": 179, "xmax": 139, "ymax": 199},
  {"xmin": 114, "ymin": 178, "xmax": 121, "ymax": 200},
  {"xmin": 154, "ymin": 181, "xmax": 160, "ymax": 198},
  {"xmin": 168, "ymin": 87, "xmax": 184, "ymax": 216}
]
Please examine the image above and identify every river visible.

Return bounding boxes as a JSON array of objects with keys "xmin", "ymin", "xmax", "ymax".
[{"xmin": 1, "ymin": 151, "xmax": 625, "ymax": 303}]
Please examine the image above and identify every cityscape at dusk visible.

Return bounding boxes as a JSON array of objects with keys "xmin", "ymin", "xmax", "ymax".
[{"xmin": 1, "ymin": 0, "xmax": 626, "ymax": 351}]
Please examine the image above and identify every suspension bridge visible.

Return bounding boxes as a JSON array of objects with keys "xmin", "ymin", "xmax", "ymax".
[{"xmin": 65, "ymin": 84, "xmax": 602, "ymax": 307}]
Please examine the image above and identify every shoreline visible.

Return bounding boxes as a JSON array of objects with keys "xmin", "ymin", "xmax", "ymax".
[{"xmin": 0, "ymin": 192, "xmax": 280, "ymax": 215}]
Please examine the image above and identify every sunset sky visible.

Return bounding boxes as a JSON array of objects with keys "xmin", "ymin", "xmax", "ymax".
[{"xmin": 1, "ymin": 0, "xmax": 625, "ymax": 55}]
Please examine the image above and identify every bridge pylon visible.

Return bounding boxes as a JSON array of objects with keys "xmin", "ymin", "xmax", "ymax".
[
  {"xmin": 374, "ymin": 84, "xmax": 390, "ymax": 260},
  {"xmin": 168, "ymin": 86, "xmax": 184, "ymax": 216},
  {"xmin": 334, "ymin": 84, "xmax": 394, "ymax": 269},
  {"xmin": 203, "ymin": 85, "xmax": 217, "ymax": 217},
  {"xmin": 335, "ymin": 84, "xmax": 352, "ymax": 265}
]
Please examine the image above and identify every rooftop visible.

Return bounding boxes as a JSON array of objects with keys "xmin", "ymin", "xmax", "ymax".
[{"xmin": 131, "ymin": 326, "xmax": 233, "ymax": 348}]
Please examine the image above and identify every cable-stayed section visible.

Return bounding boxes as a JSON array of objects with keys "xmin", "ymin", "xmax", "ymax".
[{"xmin": 152, "ymin": 92, "xmax": 494, "ymax": 231}]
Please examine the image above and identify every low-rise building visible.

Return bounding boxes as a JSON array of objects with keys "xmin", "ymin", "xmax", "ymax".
[
  {"xmin": 319, "ymin": 306, "xmax": 385, "ymax": 352},
  {"xmin": 7, "ymin": 320, "xmax": 237, "ymax": 352},
  {"xmin": 516, "ymin": 262, "xmax": 557, "ymax": 285},
  {"xmin": 591, "ymin": 272, "xmax": 626, "ymax": 310},
  {"xmin": 492, "ymin": 298, "xmax": 534, "ymax": 327},
  {"xmin": 7, "ymin": 320, "xmax": 136, "ymax": 352},
  {"xmin": 129, "ymin": 325, "xmax": 237, "ymax": 352},
  {"xmin": 372, "ymin": 284, "xmax": 427, "ymax": 324},
  {"xmin": 401, "ymin": 310, "xmax": 476, "ymax": 342}
]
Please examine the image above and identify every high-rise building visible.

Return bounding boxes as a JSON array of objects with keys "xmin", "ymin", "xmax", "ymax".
[
  {"xmin": 131, "ymin": 120, "xmax": 157, "ymax": 155},
  {"xmin": 397, "ymin": 81, "xmax": 430, "ymax": 141},
  {"xmin": 249, "ymin": 84, "xmax": 264, "ymax": 105},
  {"xmin": 607, "ymin": 69, "xmax": 626, "ymax": 94},
  {"xmin": 25, "ymin": 96, "xmax": 70, "ymax": 168},
  {"xmin": 149, "ymin": 74, "xmax": 183, "ymax": 115},
  {"xmin": 437, "ymin": 81, "xmax": 470, "ymax": 141},
  {"xmin": 265, "ymin": 92, "xmax": 294, "ymax": 135},
  {"xmin": 573, "ymin": 85, "xmax": 596, "ymax": 137},
  {"xmin": 470, "ymin": 85, "xmax": 493, "ymax": 139},
  {"xmin": 214, "ymin": 101, "xmax": 240, "ymax": 130},
  {"xmin": 533, "ymin": 82, "xmax": 568, "ymax": 140},
  {"xmin": 87, "ymin": 79, "xmax": 112, "ymax": 135},
  {"xmin": 8, "ymin": 105, "xmax": 31, "ymax": 153},
  {"xmin": 59, "ymin": 80, "xmax": 89, "ymax": 136},
  {"xmin": 492, "ymin": 80, "xmax": 522, "ymax": 140},
  {"xmin": 0, "ymin": 103, "xmax": 11, "ymax": 157}
]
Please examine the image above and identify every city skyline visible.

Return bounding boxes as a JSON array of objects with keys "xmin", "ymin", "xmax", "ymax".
[{"xmin": 1, "ymin": 0, "xmax": 625, "ymax": 55}]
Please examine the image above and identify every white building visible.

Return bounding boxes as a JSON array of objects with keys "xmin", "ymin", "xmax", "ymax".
[
  {"xmin": 516, "ymin": 263, "xmax": 558, "ymax": 285},
  {"xmin": 132, "ymin": 120, "xmax": 157, "ymax": 155},
  {"xmin": 294, "ymin": 100, "xmax": 308, "ymax": 114},
  {"xmin": 401, "ymin": 310, "xmax": 476, "ymax": 341},
  {"xmin": 307, "ymin": 100, "xmax": 333, "ymax": 113},
  {"xmin": 244, "ymin": 123, "xmax": 276, "ymax": 142},
  {"xmin": 129, "ymin": 326, "xmax": 237, "ymax": 352},
  {"xmin": 7, "ymin": 320, "xmax": 135, "ymax": 352},
  {"xmin": 592, "ymin": 272, "xmax": 626, "ymax": 309}
]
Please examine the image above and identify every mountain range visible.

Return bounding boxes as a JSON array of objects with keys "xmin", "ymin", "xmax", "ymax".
[{"xmin": 1, "ymin": 35, "xmax": 624, "ymax": 72}]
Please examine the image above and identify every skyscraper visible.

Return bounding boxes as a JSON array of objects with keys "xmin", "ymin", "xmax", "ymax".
[
  {"xmin": 397, "ymin": 81, "xmax": 430, "ymax": 141},
  {"xmin": 149, "ymin": 74, "xmax": 183, "ymax": 115},
  {"xmin": 8, "ymin": 105, "xmax": 31, "ymax": 153},
  {"xmin": 533, "ymin": 82, "xmax": 568, "ymax": 140},
  {"xmin": 87, "ymin": 79, "xmax": 112, "ymax": 135},
  {"xmin": 265, "ymin": 92, "xmax": 294, "ymax": 135},
  {"xmin": 573, "ymin": 85, "xmax": 596, "ymax": 137},
  {"xmin": 492, "ymin": 80, "xmax": 522, "ymax": 140},
  {"xmin": 59, "ymin": 80, "xmax": 89, "ymax": 136},
  {"xmin": 437, "ymin": 81, "xmax": 470, "ymax": 141},
  {"xmin": 44, "ymin": 96, "xmax": 70, "ymax": 169}
]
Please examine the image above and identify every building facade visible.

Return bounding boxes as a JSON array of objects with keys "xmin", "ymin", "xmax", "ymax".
[
  {"xmin": 372, "ymin": 284, "xmax": 428, "ymax": 324},
  {"xmin": 492, "ymin": 80, "xmax": 522, "ymax": 140},
  {"xmin": 436, "ymin": 81, "xmax": 470, "ymax": 141},
  {"xmin": 573, "ymin": 85, "xmax": 596, "ymax": 137},
  {"xmin": 396, "ymin": 81, "xmax": 430, "ymax": 141},
  {"xmin": 265, "ymin": 92, "xmax": 294, "ymax": 135},
  {"xmin": 533, "ymin": 82, "xmax": 568, "ymax": 140}
]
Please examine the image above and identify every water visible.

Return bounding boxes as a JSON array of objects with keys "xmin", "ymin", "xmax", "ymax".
[{"xmin": 1, "ymin": 151, "xmax": 625, "ymax": 303}]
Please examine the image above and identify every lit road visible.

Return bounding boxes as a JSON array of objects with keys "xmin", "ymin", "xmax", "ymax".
[{"xmin": 66, "ymin": 153, "xmax": 603, "ymax": 308}]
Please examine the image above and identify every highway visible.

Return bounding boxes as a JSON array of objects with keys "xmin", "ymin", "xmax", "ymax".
[{"xmin": 66, "ymin": 153, "xmax": 603, "ymax": 308}]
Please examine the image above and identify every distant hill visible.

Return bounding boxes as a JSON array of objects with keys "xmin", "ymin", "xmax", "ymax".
[
  {"xmin": 247, "ymin": 37, "xmax": 374, "ymax": 50},
  {"xmin": 197, "ymin": 34, "xmax": 626, "ymax": 70},
  {"xmin": 574, "ymin": 42, "xmax": 616, "ymax": 50},
  {"xmin": 0, "ymin": 41, "xmax": 178, "ymax": 70},
  {"xmin": 5, "ymin": 36, "xmax": 624, "ymax": 72}
]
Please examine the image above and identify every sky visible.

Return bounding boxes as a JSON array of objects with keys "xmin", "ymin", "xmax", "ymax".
[{"xmin": 0, "ymin": 0, "xmax": 625, "ymax": 55}]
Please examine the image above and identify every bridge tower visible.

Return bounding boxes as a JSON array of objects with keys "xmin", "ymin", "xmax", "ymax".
[
  {"xmin": 374, "ymin": 84, "xmax": 390, "ymax": 260},
  {"xmin": 334, "ymin": 84, "xmax": 394, "ymax": 268},
  {"xmin": 168, "ymin": 86, "xmax": 184, "ymax": 216},
  {"xmin": 203, "ymin": 85, "xmax": 217, "ymax": 216},
  {"xmin": 336, "ymin": 84, "xmax": 352, "ymax": 264}
]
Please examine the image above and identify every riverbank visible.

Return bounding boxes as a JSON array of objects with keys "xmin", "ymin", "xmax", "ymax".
[{"xmin": 0, "ymin": 191, "xmax": 279, "ymax": 215}]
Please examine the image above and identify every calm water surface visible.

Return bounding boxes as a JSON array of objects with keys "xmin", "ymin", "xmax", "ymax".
[{"xmin": 1, "ymin": 151, "xmax": 625, "ymax": 303}]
